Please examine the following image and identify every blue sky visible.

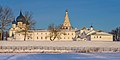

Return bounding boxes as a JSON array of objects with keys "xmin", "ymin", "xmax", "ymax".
[{"xmin": 0, "ymin": 0, "xmax": 120, "ymax": 32}]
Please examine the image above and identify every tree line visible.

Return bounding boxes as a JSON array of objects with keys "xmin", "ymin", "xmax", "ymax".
[{"xmin": 109, "ymin": 27, "xmax": 120, "ymax": 41}]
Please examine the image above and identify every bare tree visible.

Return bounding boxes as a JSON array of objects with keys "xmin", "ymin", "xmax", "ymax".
[
  {"xmin": 47, "ymin": 24, "xmax": 66, "ymax": 41},
  {"xmin": 110, "ymin": 27, "xmax": 120, "ymax": 41},
  {"xmin": 0, "ymin": 5, "xmax": 14, "ymax": 40},
  {"xmin": 24, "ymin": 11, "xmax": 36, "ymax": 29},
  {"xmin": 23, "ymin": 21, "xmax": 29, "ymax": 41},
  {"xmin": 22, "ymin": 11, "xmax": 35, "ymax": 41}
]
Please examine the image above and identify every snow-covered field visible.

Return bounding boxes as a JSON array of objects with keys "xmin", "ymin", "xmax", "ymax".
[
  {"xmin": 0, "ymin": 41, "xmax": 120, "ymax": 47},
  {"xmin": 0, "ymin": 53, "xmax": 120, "ymax": 60}
]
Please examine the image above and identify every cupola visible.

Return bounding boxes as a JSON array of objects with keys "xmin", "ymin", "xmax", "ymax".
[{"xmin": 16, "ymin": 11, "xmax": 26, "ymax": 23}]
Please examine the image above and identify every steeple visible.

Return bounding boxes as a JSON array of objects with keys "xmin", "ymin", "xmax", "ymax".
[
  {"xmin": 61, "ymin": 9, "xmax": 72, "ymax": 30},
  {"xmin": 20, "ymin": 10, "xmax": 23, "ymax": 16}
]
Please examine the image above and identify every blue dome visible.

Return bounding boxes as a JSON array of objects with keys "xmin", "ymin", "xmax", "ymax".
[
  {"xmin": 16, "ymin": 11, "xmax": 26, "ymax": 23},
  {"xmin": 90, "ymin": 25, "xmax": 93, "ymax": 28}
]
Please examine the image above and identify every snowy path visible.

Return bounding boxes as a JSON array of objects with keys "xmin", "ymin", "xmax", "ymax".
[{"xmin": 0, "ymin": 53, "xmax": 120, "ymax": 60}]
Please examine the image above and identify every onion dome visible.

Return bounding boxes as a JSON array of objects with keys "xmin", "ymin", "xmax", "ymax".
[
  {"xmin": 16, "ymin": 11, "xmax": 26, "ymax": 23},
  {"xmin": 12, "ymin": 19, "xmax": 16, "ymax": 24},
  {"xmin": 66, "ymin": 9, "xmax": 68, "ymax": 12},
  {"xmin": 90, "ymin": 25, "xmax": 93, "ymax": 28}
]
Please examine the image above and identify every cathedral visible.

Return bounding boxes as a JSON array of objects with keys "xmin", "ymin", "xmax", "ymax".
[
  {"xmin": 9, "ymin": 11, "xmax": 29, "ymax": 37},
  {"xmin": 8, "ymin": 10, "xmax": 113, "ymax": 41}
]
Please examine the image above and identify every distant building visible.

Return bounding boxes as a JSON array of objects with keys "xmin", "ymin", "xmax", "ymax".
[
  {"xmin": 74, "ymin": 26, "xmax": 113, "ymax": 41},
  {"xmin": 9, "ymin": 10, "xmax": 75, "ymax": 41},
  {"xmin": 9, "ymin": 11, "xmax": 29, "ymax": 37},
  {"xmin": 8, "ymin": 10, "xmax": 113, "ymax": 41}
]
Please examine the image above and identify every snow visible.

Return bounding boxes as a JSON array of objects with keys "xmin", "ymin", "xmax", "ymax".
[
  {"xmin": 0, "ymin": 41, "xmax": 120, "ymax": 48},
  {"xmin": 0, "ymin": 53, "xmax": 120, "ymax": 60}
]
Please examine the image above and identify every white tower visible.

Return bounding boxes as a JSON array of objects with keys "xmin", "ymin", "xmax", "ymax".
[
  {"xmin": 61, "ymin": 9, "xmax": 72, "ymax": 30},
  {"xmin": 90, "ymin": 25, "xmax": 94, "ymax": 30}
]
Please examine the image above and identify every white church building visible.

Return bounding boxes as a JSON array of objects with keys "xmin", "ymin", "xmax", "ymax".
[
  {"xmin": 74, "ymin": 26, "xmax": 113, "ymax": 41},
  {"xmin": 8, "ymin": 10, "xmax": 113, "ymax": 41}
]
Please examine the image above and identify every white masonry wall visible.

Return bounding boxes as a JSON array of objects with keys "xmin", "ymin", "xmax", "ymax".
[
  {"xmin": 90, "ymin": 35, "xmax": 113, "ymax": 41},
  {"xmin": 11, "ymin": 30, "xmax": 76, "ymax": 41}
]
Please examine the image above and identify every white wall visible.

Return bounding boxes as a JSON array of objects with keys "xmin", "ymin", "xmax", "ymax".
[
  {"xmin": 91, "ymin": 35, "xmax": 113, "ymax": 41},
  {"xmin": 11, "ymin": 30, "xmax": 76, "ymax": 41}
]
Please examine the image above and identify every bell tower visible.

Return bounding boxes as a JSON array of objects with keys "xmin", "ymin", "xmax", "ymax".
[{"xmin": 61, "ymin": 9, "xmax": 72, "ymax": 30}]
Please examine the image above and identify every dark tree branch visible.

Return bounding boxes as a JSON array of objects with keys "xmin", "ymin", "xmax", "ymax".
[{"xmin": 24, "ymin": 11, "xmax": 36, "ymax": 29}]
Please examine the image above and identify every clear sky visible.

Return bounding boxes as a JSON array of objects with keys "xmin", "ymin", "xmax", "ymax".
[{"xmin": 0, "ymin": 0, "xmax": 120, "ymax": 32}]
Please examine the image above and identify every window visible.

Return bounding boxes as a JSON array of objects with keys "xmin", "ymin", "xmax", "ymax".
[
  {"xmin": 100, "ymin": 36, "xmax": 101, "ymax": 38},
  {"xmin": 37, "ymin": 37, "xmax": 39, "ymax": 39},
  {"xmin": 18, "ymin": 23, "xmax": 22, "ymax": 26},
  {"xmin": 41, "ymin": 37, "xmax": 43, "ymax": 39},
  {"xmin": 94, "ymin": 36, "xmax": 95, "ymax": 38},
  {"xmin": 37, "ymin": 33, "xmax": 38, "ymax": 35},
  {"xmin": 72, "ymin": 33, "xmax": 73, "ymax": 35},
  {"xmin": 68, "ymin": 33, "xmax": 69, "ymax": 35},
  {"xmin": 68, "ymin": 37, "xmax": 69, "ymax": 39},
  {"xmin": 64, "ymin": 37, "xmax": 65, "ymax": 39},
  {"xmin": 41, "ymin": 33, "xmax": 43, "ymax": 35},
  {"xmin": 60, "ymin": 38, "xmax": 62, "ymax": 39},
  {"xmin": 97, "ymin": 36, "xmax": 98, "ymax": 38},
  {"xmin": 45, "ymin": 37, "xmax": 47, "ymax": 39},
  {"xmin": 45, "ymin": 33, "xmax": 47, "ymax": 35}
]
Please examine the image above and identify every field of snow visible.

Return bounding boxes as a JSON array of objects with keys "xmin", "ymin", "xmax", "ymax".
[
  {"xmin": 0, "ymin": 53, "xmax": 120, "ymax": 60},
  {"xmin": 0, "ymin": 41, "xmax": 120, "ymax": 47},
  {"xmin": 0, "ymin": 41, "xmax": 120, "ymax": 53}
]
